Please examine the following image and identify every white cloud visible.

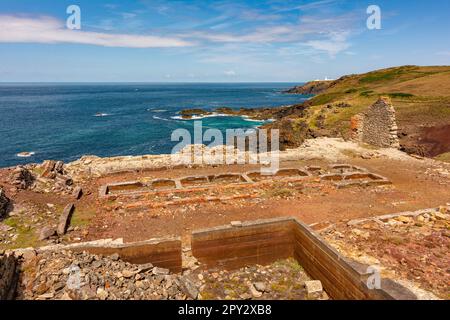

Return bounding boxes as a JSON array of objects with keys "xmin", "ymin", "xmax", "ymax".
[
  {"xmin": 0, "ymin": 15, "xmax": 192, "ymax": 48},
  {"xmin": 224, "ymin": 70, "xmax": 236, "ymax": 76},
  {"xmin": 304, "ymin": 32, "xmax": 351, "ymax": 57}
]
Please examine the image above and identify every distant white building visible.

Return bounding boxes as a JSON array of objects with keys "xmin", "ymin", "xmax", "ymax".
[{"xmin": 313, "ymin": 77, "xmax": 334, "ymax": 81}]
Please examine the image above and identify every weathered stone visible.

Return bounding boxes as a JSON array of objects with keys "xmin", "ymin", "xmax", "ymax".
[
  {"xmin": 54, "ymin": 161, "xmax": 64, "ymax": 174},
  {"xmin": 396, "ymin": 216, "xmax": 413, "ymax": 224},
  {"xmin": 72, "ymin": 187, "xmax": 83, "ymax": 200},
  {"xmin": 39, "ymin": 227, "xmax": 56, "ymax": 240},
  {"xmin": 57, "ymin": 204, "xmax": 75, "ymax": 236},
  {"xmin": 122, "ymin": 270, "xmax": 135, "ymax": 278},
  {"xmin": 152, "ymin": 267, "xmax": 170, "ymax": 276},
  {"xmin": 9, "ymin": 167, "xmax": 34, "ymax": 189},
  {"xmin": 109, "ymin": 253, "xmax": 120, "ymax": 261},
  {"xmin": 305, "ymin": 280, "xmax": 323, "ymax": 297},
  {"xmin": 178, "ymin": 276, "xmax": 199, "ymax": 299},
  {"xmin": 96, "ymin": 287, "xmax": 108, "ymax": 300},
  {"xmin": 137, "ymin": 263, "xmax": 153, "ymax": 273},
  {"xmin": 249, "ymin": 283, "xmax": 263, "ymax": 298},
  {"xmin": 253, "ymin": 282, "xmax": 266, "ymax": 293},
  {"xmin": 0, "ymin": 188, "xmax": 10, "ymax": 218}
]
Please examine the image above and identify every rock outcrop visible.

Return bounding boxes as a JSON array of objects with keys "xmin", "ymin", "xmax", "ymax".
[
  {"xmin": 34, "ymin": 160, "xmax": 75, "ymax": 194},
  {"xmin": 284, "ymin": 80, "xmax": 335, "ymax": 95},
  {"xmin": 351, "ymin": 97, "xmax": 400, "ymax": 148},
  {"xmin": 0, "ymin": 252, "xmax": 19, "ymax": 300},
  {"xmin": 9, "ymin": 167, "xmax": 34, "ymax": 190},
  {"xmin": 0, "ymin": 187, "xmax": 10, "ymax": 219}
]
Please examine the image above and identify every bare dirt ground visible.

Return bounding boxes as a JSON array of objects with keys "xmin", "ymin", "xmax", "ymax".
[
  {"xmin": 321, "ymin": 207, "xmax": 450, "ymax": 299},
  {"xmin": 86, "ymin": 159, "xmax": 447, "ymax": 243},
  {"xmin": 2, "ymin": 155, "xmax": 449, "ymax": 248},
  {"xmin": 1, "ymin": 141, "xmax": 449, "ymax": 299}
]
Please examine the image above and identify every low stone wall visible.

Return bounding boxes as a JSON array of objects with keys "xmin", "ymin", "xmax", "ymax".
[
  {"xmin": 192, "ymin": 217, "xmax": 416, "ymax": 300},
  {"xmin": 0, "ymin": 252, "xmax": 19, "ymax": 300}
]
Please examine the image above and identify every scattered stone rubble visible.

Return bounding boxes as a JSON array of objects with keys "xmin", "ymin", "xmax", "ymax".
[
  {"xmin": 33, "ymin": 160, "xmax": 74, "ymax": 195},
  {"xmin": 17, "ymin": 250, "xmax": 199, "ymax": 300},
  {"xmin": 12, "ymin": 248, "xmax": 329, "ymax": 301},
  {"xmin": 321, "ymin": 206, "xmax": 450, "ymax": 299},
  {"xmin": 195, "ymin": 258, "xmax": 328, "ymax": 300}
]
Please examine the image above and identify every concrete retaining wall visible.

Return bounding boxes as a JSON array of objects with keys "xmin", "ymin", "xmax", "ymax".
[
  {"xmin": 192, "ymin": 217, "xmax": 416, "ymax": 300},
  {"xmin": 192, "ymin": 219, "xmax": 294, "ymax": 270},
  {"xmin": 37, "ymin": 237, "xmax": 182, "ymax": 273}
]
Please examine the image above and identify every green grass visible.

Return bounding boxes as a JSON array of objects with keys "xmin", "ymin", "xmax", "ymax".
[
  {"xmin": 387, "ymin": 92, "xmax": 415, "ymax": 98},
  {"xmin": 2, "ymin": 216, "xmax": 41, "ymax": 249},
  {"xmin": 70, "ymin": 208, "xmax": 95, "ymax": 227},
  {"xmin": 309, "ymin": 92, "xmax": 344, "ymax": 106},
  {"xmin": 359, "ymin": 66, "xmax": 418, "ymax": 84},
  {"xmin": 435, "ymin": 152, "xmax": 450, "ymax": 163},
  {"xmin": 360, "ymin": 90, "xmax": 375, "ymax": 97}
]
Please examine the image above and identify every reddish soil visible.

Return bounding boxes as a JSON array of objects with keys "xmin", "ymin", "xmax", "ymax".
[
  {"xmin": 420, "ymin": 124, "xmax": 450, "ymax": 157},
  {"xmin": 64, "ymin": 158, "xmax": 450, "ymax": 245}
]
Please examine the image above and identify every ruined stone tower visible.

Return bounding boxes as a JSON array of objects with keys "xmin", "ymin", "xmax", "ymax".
[{"xmin": 351, "ymin": 97, "xmax": 400, "ymax": 148}]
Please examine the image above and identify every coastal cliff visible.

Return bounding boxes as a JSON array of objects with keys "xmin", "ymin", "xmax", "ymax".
[
  {"xmin": 284, "ymin": 80, "xmax": 336, "ymax": 95},
  {"xmin": 181, "ymin": 65, "xmax": 450, "ymax": 158}
]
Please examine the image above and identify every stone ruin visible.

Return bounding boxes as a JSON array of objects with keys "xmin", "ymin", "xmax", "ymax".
[{"xmin": 351, "ymin": 97, "xmax": 400, "ymax": 148}]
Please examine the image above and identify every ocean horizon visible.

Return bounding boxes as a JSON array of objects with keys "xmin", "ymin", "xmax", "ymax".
[{"xmin": 0, "ymin": 83, "xmax": 307, "ymax": 168}]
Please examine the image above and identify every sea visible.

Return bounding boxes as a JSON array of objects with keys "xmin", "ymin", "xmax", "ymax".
[{"xmin": 0, "ymin": 83, "xmax": 308, "ymax": 168}]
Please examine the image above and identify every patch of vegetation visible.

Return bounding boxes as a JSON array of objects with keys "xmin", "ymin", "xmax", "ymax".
[
  {"xmin": 2, "ymin": 216, "xmax": 41, "ymax": 249},
  {"xmin": 359, "ymin": 66, "xmax": 418, "ymax": 84},
  {"xmin": 360, "ymin": 90, "xmax": 375, "ymax": 97},
  {"xmin": 309, "ymin": 92, "xmax": 344, "ymax": 106},
  {"xmin": 435, "ymin": 152, "xmax": 450, "ymax": 163},
  {"xmin": 266, "ymin": 188, "xmax": 293, "ymax": 198},
  {"xmin": 345, "ymin": 88, "xmax": 358, "ymax": 94},
  {"xmin": 31, "ymin": 167, "xmax": 44, "ymax": 176},
  {"xmin": 70, "ymin": 208, "xmax": 95, "ymax": 227},
  {"xmin": 387, "ymin": 92, "xmax": 415, "ymax": 98}
]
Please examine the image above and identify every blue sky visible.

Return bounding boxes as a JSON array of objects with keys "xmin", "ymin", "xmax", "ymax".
[{"xmin": 0, "ymin": 0, "xmax": 449, "ymax": 82}]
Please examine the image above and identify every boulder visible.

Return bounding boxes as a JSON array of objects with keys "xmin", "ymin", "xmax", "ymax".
[
  {"xmin": 9, "ymin": 167, "xmax": 34, "ymax": 189},
  {"xmin": 39, "ymin": 226, "xmax": 56, "ymax": 240},
  {"xmin": 72, "ymin": 187, "xmax": 83, "ymax": 200},
  {"xmin": 178, "ymin": 276, "xmax": 199, "ymax": 299},
  {"xmin": 57, "ymin": 204, "xmax": 75, "ymax": 236}
]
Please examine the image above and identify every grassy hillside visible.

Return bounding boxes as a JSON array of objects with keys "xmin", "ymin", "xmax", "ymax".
[{"xmin": 272, "ymin": 65, "xmax": 450, "ymax": 157}]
